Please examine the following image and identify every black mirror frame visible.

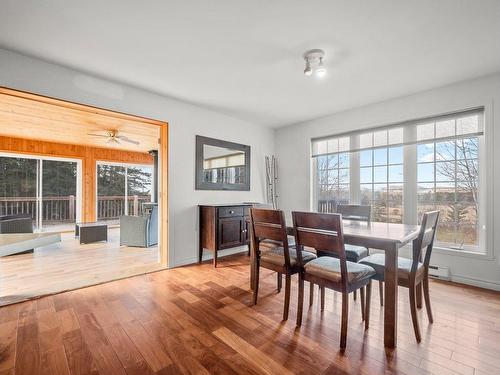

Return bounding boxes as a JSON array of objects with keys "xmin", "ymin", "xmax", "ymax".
[{"xmin": 195, "ymin": 135, "xmax": 251, "ymax": 191}]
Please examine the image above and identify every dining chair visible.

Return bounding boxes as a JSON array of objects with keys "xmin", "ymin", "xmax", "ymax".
[
  {"xmin": 293, "ymin": 211, "xmax": 376, "ymax": 349},
  {"xmin": 313, "ymin": 205, "xmax": 379, "ymax": 303},
  {"xmin": 250, "ymin": 208, "xmax": 317, "ymax": 320},
  {"xmin": 360, "ymin": 210, "xmax": 440, "ymax": 342}
]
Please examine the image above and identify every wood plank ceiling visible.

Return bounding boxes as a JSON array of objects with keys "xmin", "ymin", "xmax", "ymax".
[{"xmin": 0, "ymin": 88, "xmax": 159, "ymax": 153}]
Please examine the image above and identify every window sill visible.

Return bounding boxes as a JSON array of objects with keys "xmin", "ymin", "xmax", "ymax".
[{"xmin": 433, "ymin": 246, "xmax": 493, "ymax": 260}]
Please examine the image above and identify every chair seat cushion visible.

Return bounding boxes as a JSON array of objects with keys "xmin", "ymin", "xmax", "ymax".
[
  {"xmin": 260, "ymin": 247, "xmax": 316, "ymax": 267},
  {"xmin": 317, "ymin": 244, "xmax": 368, "ymax": 262},
  {"xmin": 304, "ymin": 257, "xmax": 375, "ymax": 284},
  {"xmin": 345, "ymin": 244, "xmax": 369, "ymax": 262},
  {"xmin": 259, "ymin": 236, "xmax": 296, "ymax": 251},
  {"xmin": 359, "ymin": 254, "xmax": 424, "ymax": 278}
]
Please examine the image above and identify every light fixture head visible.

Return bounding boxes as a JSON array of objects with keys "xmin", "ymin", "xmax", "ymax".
[
  {"xmin": 303, "ymin": 49, "xmax": 326, "ymax": 78},
  {"xmin": 304, "ymin": 61, "xmax": 312, "ymax": 76}
]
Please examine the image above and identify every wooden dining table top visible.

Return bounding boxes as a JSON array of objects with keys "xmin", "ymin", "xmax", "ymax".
[{"xmin": 285, "ymin": 219, "xmax": 420, "ymax": 249}]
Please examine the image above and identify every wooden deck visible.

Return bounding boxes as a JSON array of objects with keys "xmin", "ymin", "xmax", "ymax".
[
  {"xmin": 0, "ymin": 228, "xmax": 160, "ymax": 306},
  {"xmin": 0, "ymin": 254, "xmax": 499, "ymax": 374}
]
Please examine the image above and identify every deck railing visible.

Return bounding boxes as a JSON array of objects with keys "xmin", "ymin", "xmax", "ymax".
[{"xmin": 0, "ymin": 195, "xmax": 150, "ymax": 223}]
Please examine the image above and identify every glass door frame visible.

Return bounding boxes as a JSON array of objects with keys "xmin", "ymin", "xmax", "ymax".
[{"xmin": 0, "ymin": 151, "xmax": 82, "ymax": 232}]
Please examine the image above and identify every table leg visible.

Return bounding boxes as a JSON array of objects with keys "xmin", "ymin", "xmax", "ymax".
[{"xmin": 384, "ymin": 243, "xmax": 399, "ymax": 348}]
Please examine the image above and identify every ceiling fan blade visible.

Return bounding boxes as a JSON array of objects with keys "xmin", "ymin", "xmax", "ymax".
[
  {"xmin": 87, "ymin": 133, "xmax": 109, "ymax": 138},
  {"xmin": 116, "ymin": 135, "xmax": 140, "ymax": 145}
]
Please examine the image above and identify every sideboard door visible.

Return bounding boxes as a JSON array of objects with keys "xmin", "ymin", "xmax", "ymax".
[{"xmin": 217, "ymin": 217, "xmax": 244, "ymax": 249}]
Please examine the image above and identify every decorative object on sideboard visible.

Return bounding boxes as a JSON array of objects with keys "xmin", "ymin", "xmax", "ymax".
[
  {"xmin": 195, "ymin": 136, "xmax": 251, "ymax": 191},
  {"xmin": 265, "ymin": 155, "xmax": 278, "ymax": 208}
]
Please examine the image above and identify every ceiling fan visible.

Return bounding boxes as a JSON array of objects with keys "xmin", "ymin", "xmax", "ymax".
[{"xmin": 87, "ymin": 129, "xmax": 140, "ymax": 145}]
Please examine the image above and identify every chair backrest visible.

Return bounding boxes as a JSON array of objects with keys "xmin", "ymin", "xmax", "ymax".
[
  {"xmin": 250, "ymin": 208, "xmax": 291, "ymax": 266},
  {"xmin": 412, "ymin": 210, "xmax": 440, "ymax": 274},
  {"xmin": 292, "ymin": 211, "xmax": 348, "ymax": 287},
  {"xmin": 336, "ymin": 204, "xmax": 371, "ymax": 222}
]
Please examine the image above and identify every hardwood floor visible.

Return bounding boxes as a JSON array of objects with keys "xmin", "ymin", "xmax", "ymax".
[
  {"xmin": 0, "ymin": 228, "xmax": 160, "ymax": 306},
  {"xmin": 0, "ymin": 254, "xmax": 499, "ymax": 374}
]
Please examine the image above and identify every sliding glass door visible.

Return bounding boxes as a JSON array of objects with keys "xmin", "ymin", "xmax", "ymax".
[
  {"xmin": 41, "ymin": 160, "xmax": 78, "ymax": 231},
  {"xmin": 0, "ymin": 154, "xmax": 81, "ymax": 231},
  {"xmin": 97, "ymin": 163, "xmax": 152, "ymax": 224}
]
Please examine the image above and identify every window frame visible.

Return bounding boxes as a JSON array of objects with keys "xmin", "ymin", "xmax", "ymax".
[{"xmin": 310, "ymin": 108, "xmax": 492, "ymax": 259}]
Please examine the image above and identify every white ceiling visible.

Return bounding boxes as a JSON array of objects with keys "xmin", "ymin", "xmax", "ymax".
[{"xmin": 1, "ymin": 0, "xmax": 500, "ymax": 128}]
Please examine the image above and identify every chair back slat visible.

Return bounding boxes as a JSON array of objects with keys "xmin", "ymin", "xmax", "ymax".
[
  {"xmin": 337, "ymin": 204, "xmax": 371, "ymax": 222},
  {"xmin": 292, "ymin": 211, "xmax": 348, "ymax": 288},
  {"xmin": 412, "ymin": 210, "xmax": 440, "ymax": 274},
  {"xmin": 250, "ymin": 208, "xmax": 291, "ymax": 265}
]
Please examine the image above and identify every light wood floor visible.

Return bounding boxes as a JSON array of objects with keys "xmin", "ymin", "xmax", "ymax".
[
  {"xmin": 0, "ymin": 228, "xmax": 161, "ymax": 306},
  {"xmin": 0, "ymin": 255, "xmax": 499, "ymax": 374}
]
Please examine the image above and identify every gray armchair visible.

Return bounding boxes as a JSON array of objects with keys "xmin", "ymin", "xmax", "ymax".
[{"xmin": 119, "ymin": 203, "xmax": 158, "ymax": 247}]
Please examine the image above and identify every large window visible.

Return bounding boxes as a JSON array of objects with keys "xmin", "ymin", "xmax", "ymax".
[
  {"xmin": 416, "ymin": 116, "xmax": 480, "ymax": 250},
  {"xmin": 0, "ymin": 154, "xmax": 80, "ymax": 231},
  {"xmin": 311, "ymin": 109, "xmax": 485, "ymax": 253},
  {"xmin": 313, "ymin": 136, "xmax": 350, "ymax": 213},
  {"xmin": 359, "ymin": 129, "xmax": 404, "ymax": 223},
  {"xmin": 97, "ymin": 163, "xmax": 152, "ymax": 224}
]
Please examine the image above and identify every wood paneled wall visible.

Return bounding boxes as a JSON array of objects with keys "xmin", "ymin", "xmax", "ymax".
[{"xmin": 0, "ymin": 135, "xmax": 153, "ymax": 222}]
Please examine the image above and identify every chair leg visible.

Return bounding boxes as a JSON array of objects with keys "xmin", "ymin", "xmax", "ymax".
[
  {"xmin": 378, "ymin": 281, "xmax": 384, "ymax": 306},
  {"xmin": 253, "ymin": 259, "xmax": 260, "ymax": 305},
  {"xmin": 309, "ymin": 282, "xmax": 314, "ymax": 306},
  {"xmin": 365, "ymin": 281, "xmax": 372, "ymax": 330},
  {"xmin": 360, "ymin": 287, "xmax": 365, "ymax": 321},
  {"xmin": 416, "ymin": 282, "xmax": 423, "ymax": 309},
  {"xmin": 353, "ymin": 290, "xmax": 357, "ymax": 301},
  {"xmin": 340, "ymin": 291, "xmax": 349, "ymax": 349},
  {"xmin": 277, "ymin": 272, "xmax": 282, "ymax": 293},
  {"xmin": 296, "ymin": 273, "xmax": 305, "ymax": 327},
  {"xmin": 320, "ymin": 286, "xmax": 325, "ymax": 311},
  {"xmin": 423, "ymin": 276, "xmax": 434, "ymax": 323},
  {"xmin": 283, "ymin": 273, "xmax": 291, "ymax": 321},
  {"xmin": 409, "ymin": 283, "xmax": 422, "ymax": 342}
]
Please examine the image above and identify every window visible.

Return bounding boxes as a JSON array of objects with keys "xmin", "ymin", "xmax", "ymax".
[
  {"xmin": 312, "ymin": 136, "xmax": 350, "ymax": 212},
  {"xmin": 416, "ymin": 115, "xmax": 480, "ymax": 250},
  {"xmin": 0, "ymin": 154, "xmax": 80, "ymax": 232},
  {"xmin": 359, "ymin": 128, "xmax": 404, "ymax": 223},
  {"xmin": 311, "ymin": 109, "xmax": 485, "ymax": 253},
  {"xmin": 97, "ymin": 163, "xmax": 153, "ymax": 224}
]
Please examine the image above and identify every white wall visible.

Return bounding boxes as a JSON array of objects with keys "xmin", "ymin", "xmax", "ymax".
[
  {"xmin": 0, "ymin": 48, "xmax": 274, "ymax": 267},
  {"xmin": 276, "ymin": 73, "xmax": 500, "ymax": 290}
]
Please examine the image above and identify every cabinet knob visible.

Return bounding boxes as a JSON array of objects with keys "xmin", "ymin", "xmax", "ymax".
[{"xmin": 229, "ymin": 210, "xmax": 234, "ymax": 214}]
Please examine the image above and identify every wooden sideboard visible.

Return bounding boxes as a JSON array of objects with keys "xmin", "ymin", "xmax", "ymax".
[{"xmin": 199, "ymin": 204, "xmax": 252, "ymax": 267}]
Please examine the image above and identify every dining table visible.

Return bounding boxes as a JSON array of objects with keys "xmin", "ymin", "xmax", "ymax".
[{"xmin": 249, "ymin": 218, "xmax": 421, "ymax": 348}]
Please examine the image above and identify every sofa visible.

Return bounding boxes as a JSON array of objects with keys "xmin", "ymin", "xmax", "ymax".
[{"xmin": 119, "ymin": 203, "xmax": 158, "ymax": 247}]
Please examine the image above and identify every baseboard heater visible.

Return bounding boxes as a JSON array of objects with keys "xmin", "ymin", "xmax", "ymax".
[{"xmin": 428, "ymin": 265, "xmax": 451, "ymax": 280}]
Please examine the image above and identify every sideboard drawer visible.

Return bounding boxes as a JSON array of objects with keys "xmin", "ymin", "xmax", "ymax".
[{"xmin": 218, "ymin": 206, "xmax": 244, "ymax": 218}]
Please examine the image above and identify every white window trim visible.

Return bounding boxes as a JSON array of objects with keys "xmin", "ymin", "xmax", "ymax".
[{"xmin": 310, "ymin": 107, "xmax": 493, "ymax": 260}]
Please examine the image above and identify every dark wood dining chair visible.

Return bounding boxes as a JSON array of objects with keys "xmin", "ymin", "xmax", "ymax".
[
  {"xmin": 360, "ymin": 210, "xmax": 440, "ymax": 342},
  {"xmin": 314, "ymin": 205, "xmax": 379, "ymax": 303},
  {"xmin": 250, "ymin": 208, "xmax": 317, "ymax": 320},
  {"xmin": 292, "ymin": 211, "xmax": 376, "ymax": 349}
]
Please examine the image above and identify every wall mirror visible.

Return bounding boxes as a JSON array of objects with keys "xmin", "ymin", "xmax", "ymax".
[{"xmin": 195, "ymin": 135, "xmax": 250, "ymax": 190}]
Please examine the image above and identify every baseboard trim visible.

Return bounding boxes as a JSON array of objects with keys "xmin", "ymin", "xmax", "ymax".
[
  {"xmin": 450, "ymin": 274, "xmax": 500, "ymax": 291},
  {"xmin": 170, "ymin": 247, "xmax": 249, "ymax": 268}
]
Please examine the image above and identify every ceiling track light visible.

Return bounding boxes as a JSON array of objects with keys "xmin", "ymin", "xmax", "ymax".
[{"xmin": 303, "ymin": 49, "xmax": 326, "ymax": 77}]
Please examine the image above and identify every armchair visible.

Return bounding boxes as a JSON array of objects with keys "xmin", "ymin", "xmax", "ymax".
[{"xmin": 119, "ymin": 203, "xmax": 158, "ymax": 247}]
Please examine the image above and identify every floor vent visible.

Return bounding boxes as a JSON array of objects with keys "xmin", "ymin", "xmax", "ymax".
[{"xmin": 428, "ymin": 265, "xmax": 451, "ymax": 280}]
